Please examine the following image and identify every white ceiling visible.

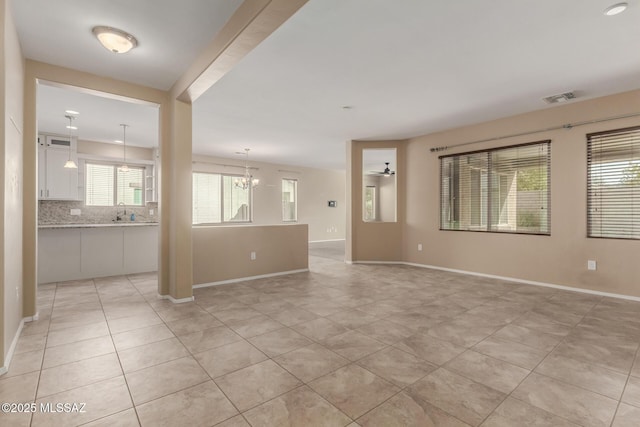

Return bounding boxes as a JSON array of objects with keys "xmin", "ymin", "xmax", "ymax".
[
  {"xmin": 12, "ymin": 0, "xmax": 243, "ymax": 90},
  {"xmin": 37, "ymin": 84, "xmax": 158, "ymax": 147},
  {"xmin": 15, "ymin": 0, "xmax": 640, "ymax": 170}
]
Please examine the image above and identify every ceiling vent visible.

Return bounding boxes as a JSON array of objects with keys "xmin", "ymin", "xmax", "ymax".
[{"xmin": 543, "ymin": 91, "xmax": 576, "ymax": 104}]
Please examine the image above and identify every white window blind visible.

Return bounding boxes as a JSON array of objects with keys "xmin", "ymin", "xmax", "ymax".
[
  {"xmin": 86, "ymin": 163, "xmax": 114, "ymax": 206},
  {"xmin": 85, "ymin": 162, "xmax": 144, "ymax": 207},
  {"xmin": 192, "ymin": 172, "xmax": 251, "ymax": 224},
  {"xmin": 282, "ymin": 178, "xmax": 297, "ymax": 222},
  {"xmin": 440, "ymin": 140, "xmax": 550, "ymax": 235},
  {"xmin": 587, "ymin": 126, "xmax": 640, "ymax": 239},
  {"xmin": 193, "ymin": 173, "xmax": 221, "ymax": 224}
]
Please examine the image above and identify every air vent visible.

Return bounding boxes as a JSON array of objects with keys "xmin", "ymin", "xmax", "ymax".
[{"xmin": 543, "ymin": 91, "xmax": 576, "ymax": 104}]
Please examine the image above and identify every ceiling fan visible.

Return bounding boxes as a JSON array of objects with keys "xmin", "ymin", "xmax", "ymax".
[{"xmin": 371, "ymin": 162, "xmax": 395, "ymax": 177}]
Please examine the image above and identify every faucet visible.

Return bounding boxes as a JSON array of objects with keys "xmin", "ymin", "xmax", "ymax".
[{"xmin": 115, "ymin": 202, "xmax": 126, "ymax": 221}]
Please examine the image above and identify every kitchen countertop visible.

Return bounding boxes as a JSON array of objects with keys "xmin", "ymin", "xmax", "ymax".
[{"xmin": 39, "ymin": 222, "xmax": 159, "ymax": 229}]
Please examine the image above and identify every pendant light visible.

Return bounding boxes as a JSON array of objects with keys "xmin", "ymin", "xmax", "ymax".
[
  {"xmin": 119, "ymin": 124, "xmax": 129, "ymax": 172},
  {"xmin": 234, "ymin": 148, "xmax": 259, "ymax": 189},
  {"xmin": 63, "ymin": 115, "xmax": 78, "ymax": 169}
]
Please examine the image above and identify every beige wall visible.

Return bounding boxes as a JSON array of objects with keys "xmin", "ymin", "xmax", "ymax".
[
  {"xmin": 192, "ymin": 154, "xmax": 345, "ymax": 242},
  {"xmin": 78, "ymin": 139, "xmax": 154, "ymax": 161},
  {"xmin": 349, "ymin": 140, "xmax": 406, "ymax": 262},
  {"xmin": 1, "ymin": 0, "xmax": 24, "ymax": 367},
  {"xmin": 404, "ymin": 90, "xmax": 640, "ymax": 297},
  {"xmin": 192, "ymin": 224, "xmax": 308, "ymax": 285}
]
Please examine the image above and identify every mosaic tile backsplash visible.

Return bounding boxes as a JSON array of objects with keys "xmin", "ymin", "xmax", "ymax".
[{"xmin": 39, "ymin": 200, "xmax": 159, "ymax": 225}]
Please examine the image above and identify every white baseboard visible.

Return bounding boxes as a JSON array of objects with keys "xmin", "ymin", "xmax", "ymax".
[
  {"xmin": 0, "ymin": 319, "xmax": 25, "ymax": 376},
  {"xmin": 350, "ymin": 260, "xmax": 405, "ymax": 265},
  {"xmin": 309, "ymin": 239, "xmax": 346, "ymax": 243},
  {"xmin": 193, "ymin": 268, "xmax": 309, "ymax": 289},
  {"xmin": 404, "ymin": 262, "xmax": 640, "ymax": 302},
  {"xmin": 158, "ymin": 294, "xmax": 195, "ymax": 304},
  {"xmin": 24, "ymin": 312, "xmax": 39, "ymax": 322}
]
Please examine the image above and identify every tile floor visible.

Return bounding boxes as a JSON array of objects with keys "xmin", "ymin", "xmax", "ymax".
[{"xmin": 1, "ymin": 249, "xmax": 640, "ymax": 426}]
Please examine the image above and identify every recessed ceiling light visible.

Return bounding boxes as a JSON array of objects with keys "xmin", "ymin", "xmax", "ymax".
[
  {"xmin": 92, "ymin": 26, "xmax": 138, "ymax": 53},
  {"xmin": 66, "ymin": 125, "xmax": 78, "ymax": 130},
  {"xmin": 65, "ymin": 110, "xmax": 79, "ymax": 115},
  {"xmin": 604, "ymin": 2, "xmax": 628, "ymax": 16}
]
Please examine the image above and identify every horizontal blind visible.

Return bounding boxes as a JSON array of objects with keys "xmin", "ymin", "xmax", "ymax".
[
  {"xmin": 440, "ymin": 140, "xmax": 550, "ymax": 235},
  {"xmin": 86, "ymin": 163, "xmax": 114, "ymax": 206},
  {"xmin": 192, "ymin": 172, "xmax": 221, "ymax": 224},
  {"xmin": 587, "ymin": 126, "xmax": 640, "ymax": 239}
]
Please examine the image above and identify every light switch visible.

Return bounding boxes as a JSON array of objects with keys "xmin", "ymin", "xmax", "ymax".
[
  {"xmin": 587, "ymin": 260, "xmax": 597, "ymax": 271},
  {"xmin": 70, "ymin": 209, "xmax": 81, "ymax": 216}
]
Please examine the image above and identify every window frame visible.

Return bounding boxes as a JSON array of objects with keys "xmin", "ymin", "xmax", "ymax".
[
  {"xmin": 281, "ymin": 178, "xmax": 298, "ymax": 222},
  {"xmin": 587, "ymin": 125, "xmax": 640, "ymax": 240},
  {"xmin": 192, "ymin": 171, "xmax": 253, "ymax": 225},
  {"xmin": 84, "ymin": 161, "xmax": 146, "ymax": 207},
  {"xmin": 439, "ymin": 140, "xmax": 551, "ymax": 236}
]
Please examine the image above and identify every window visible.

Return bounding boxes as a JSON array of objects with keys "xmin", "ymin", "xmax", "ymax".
[
  {"xmin": 440, "ymin": 140, "xmax": 550, "ymax": 235},
  {"xmin": 85, "ymin": 162, "xmax": 144, "ymax": 206},
  {"xmin": 587, "ymin": 126, "xmax": 640, "ymax": 239},
  {"xmin": 364, "ymin": 186, "xmax": 376, "ymax": 221},
  {"xmin": 282, "ymin": 178, "xmax": 297, "ymax": 222},
  {"xmin": 192, "ymin": 172, "xmax": 251, "ymax": 224}
]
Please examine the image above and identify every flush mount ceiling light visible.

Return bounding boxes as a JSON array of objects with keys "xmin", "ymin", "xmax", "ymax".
[
  {"xmin": 542, "ymin": 91, "xmax": 576, "ymax": 104},
  {"xmin": 604, "ymin": 2, "xmax": 628, "ymax": 15},
  {"xmin": 92, "ymin": 26, "xmax": 138, "ymax": 53}
]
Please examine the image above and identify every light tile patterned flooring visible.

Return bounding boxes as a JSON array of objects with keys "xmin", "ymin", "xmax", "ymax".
[{"xmin": 2, "ymin": 254, "xmax": 640, "ymax": 426}]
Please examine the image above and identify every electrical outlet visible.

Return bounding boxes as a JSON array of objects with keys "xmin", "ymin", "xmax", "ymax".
[
  {"xmin": 418, "ymin": 243, "xmax": 423, "ymax": 251},
  {"xmin": 587, "ymin": 260, "xmax": 597, "ymax": 271},
  {"xmin": 250, "ymin": 251, "xmax": 256, "ymax": 261},
  {"xmin": 149, "ymin": 209, "xmax": 154, "ymax": 215},
  {"xmin": 70, "ymin": 209, "xmax": 81, "ymax": 216}
]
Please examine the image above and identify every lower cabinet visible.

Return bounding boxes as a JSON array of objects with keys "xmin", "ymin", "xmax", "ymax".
[{"xmin": 38, "ymin": 225, "xmax": 158, "ymax": 284}]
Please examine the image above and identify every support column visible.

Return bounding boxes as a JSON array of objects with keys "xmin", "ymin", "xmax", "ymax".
[{"xmin": 158, "ymin": 99, "xmax": 193, "ymax": 301}]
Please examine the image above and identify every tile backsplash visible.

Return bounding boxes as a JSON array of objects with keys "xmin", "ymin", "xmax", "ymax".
[{"xmin": 39, "ymin": 200, "xmax": 159, "ymax": 225}]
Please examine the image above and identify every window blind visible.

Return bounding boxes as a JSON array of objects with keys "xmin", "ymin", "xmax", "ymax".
[
  {"xmin": 193, "ymin": 173, "xmax": 221, "ymax": 224},
  {"xmin": 587, "ymin": 126, "xmax": 640, "ymax": 239},
  {"xmin": 86, "ymin": 163, "xmax": 114, "ymax": 206},
  {"xmin": 440, "ymin": 140, "xmax": 550, "ymax": 235}
]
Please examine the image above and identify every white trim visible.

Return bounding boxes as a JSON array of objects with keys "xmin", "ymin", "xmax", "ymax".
[
  {"xmin": 309, "ymin": 239, "xmax": 346, "ymax": 243},
  {"xmin": 24, "ymin": 312, "xmax": 39, "ymax": 322},
  {"xmin": 193, "ymin": 268, "xmax": 309, "ymax": 289},
  {"xmin": 78, "ymin": 153, "xmax": 155, "ymax": 165},
  {"xmin": 1, "ymin": 319, "xmax": 25, "ymax": 376},
  {"xmin": 157, "ymin": 294, "xmax": 195, "ymax": 304},
  {"xmin": 404, "ymin": 262, "xmax": 640, "ymax": 302},
  {"xmin": 350, "ymin": 260, "xmax": 405, "ymax": 265}
]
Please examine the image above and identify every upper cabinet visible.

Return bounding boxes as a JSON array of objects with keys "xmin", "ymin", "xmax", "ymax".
[{"xmin": 38, "ymin": 134, "xmax": 79, "ymax": 200}]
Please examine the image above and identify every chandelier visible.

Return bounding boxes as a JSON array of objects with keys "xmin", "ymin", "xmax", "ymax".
[{"xmin": 235, "ymin": 148, "xmax": 259, "ymax": 190}]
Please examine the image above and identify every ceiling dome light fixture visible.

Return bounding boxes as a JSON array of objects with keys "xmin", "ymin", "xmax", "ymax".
[
  {"xmin": 604, "ymin": 2, "xmax": 628, "ymax": 15},
  {"xmin": 92, "ymin": 26, "xmax": 138, "ymax": 53}
]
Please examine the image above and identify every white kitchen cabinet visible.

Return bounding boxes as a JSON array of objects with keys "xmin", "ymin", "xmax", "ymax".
[
  {"xmin": 38, "ymin": 225, "xmax": 158, "ymax": 284},
  {"xmin": 38, "ymin": 134, "xmax": 79, "ymax": 200}
]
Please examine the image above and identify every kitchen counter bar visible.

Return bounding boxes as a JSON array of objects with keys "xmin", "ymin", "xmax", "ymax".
[{"xmin": 39, "ymin": 222, "xmax": 158, "ymax": 229}]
